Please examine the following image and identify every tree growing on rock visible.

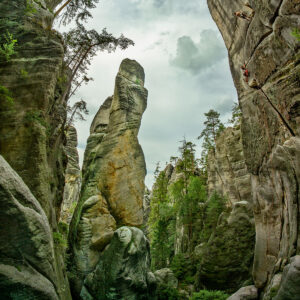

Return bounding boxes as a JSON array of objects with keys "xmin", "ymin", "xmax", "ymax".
[
  {"xmin": 61, "ymin": 24, "xmax": 134, "ymax": 104},
  {"xmin": 66, "ymin": 99, "xmax": 89, "ymax": 130},
  {"xmin": 228, "ymin": 102, "xmax": 242, "ymax": 126},
  {"xmin": 197, "ymin": 109, "xmax": 224, "ymax": 171},
  {"xmin": 54, "ymin": 0, "xmax": 99, "ymax": 24}
]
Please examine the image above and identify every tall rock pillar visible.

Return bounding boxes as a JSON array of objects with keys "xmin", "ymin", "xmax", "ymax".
[{"xmin": 69, "ymin": 59, "xmax": 148, "ymax": 296}]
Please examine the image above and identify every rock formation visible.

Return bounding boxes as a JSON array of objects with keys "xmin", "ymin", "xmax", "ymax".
[
  {"xmin": 207, "ymin": 0, "xmax": 300, "ymax": 297},
  {"xmin": 81, "ymin": 227, "xmax": 155, "ymax": 300},
  {"xmin": 0, "ymin": 0, "xmax": 71, "ymax": 298},
  {"xmin": 61, "ymin": 126, "xmax": 81, "ymax": 224},
  {"xmin": 0, "ymin": 155, "xmax": 71, "ymax": 300},
  {"xmin": 207, "ymin": 126, "xmax": 251, "ymax": 205},
  {"xmin": 69, "ymin": 58, "xmax": 149, "ymax": 297},
  {"xmin": 196, "ymin": 126, "xmax": 255, "ymax": 292},
  {"xmin": 0, "ymin": 0, "xmax": 68, "ymax": 227}
]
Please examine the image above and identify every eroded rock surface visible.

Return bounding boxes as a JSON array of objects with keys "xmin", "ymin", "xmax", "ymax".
[
  {"xmin": 208, "ymin": 0, "xmax": 300, "ymax": 296},
  {"xmin": 0, "ymin": 155, "xmax": 70, "ymax": 300},
  {"xmin": 61, "ymin": 126, "xmax": 81, "ymax": 224},
  {"xmin": 81, "ymin": 227, "xmax": 155, "ymax": 300},
  {"xmin": 227, "ymin": 285, "xmax": 258, "ymax": 300},
  {"xmin": 207, "ymin": 126, "xmax": 251, "ymax": 205},
  {"xmin": 69, "ymin": 59, "xmax": 148, "ymax": 296}
]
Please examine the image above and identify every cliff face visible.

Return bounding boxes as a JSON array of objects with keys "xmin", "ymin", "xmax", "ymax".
[
  {"xmin": 0, "ymin": 154, "xmax": 71, "ymax": 300},
  {"xmin": 0, "ymin": 0, "xmax": 67, "ymax": 227},
  {"xmin": 196, "ymin": 126, "xmax": 255, "ymax": 292},
  {"xmin": 0, "ymin": 1, "xmax": 71, "ymax": 298},
  {"xmin": 61, "ymin": 126, "xmax": 81, "ymax": 224},
  {"xmin": 207, "ymin": 0, "xmax": 300, "ymax": 297},
  {"xmin": 207, "ymin": 126, "xmax": 251, "ymax": 204},
  {"xmin": 69, "ymin": 59, "xmax": 149, "ymax": 297}
]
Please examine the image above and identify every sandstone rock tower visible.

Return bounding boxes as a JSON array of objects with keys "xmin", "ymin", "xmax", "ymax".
[{"xmin": 69, "ymin": 58, "xmax": 149, "ymax": 297}]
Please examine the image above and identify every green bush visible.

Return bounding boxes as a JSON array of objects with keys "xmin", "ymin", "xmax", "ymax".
[
  {"xmin": 24, "ymin": 110, "xmax": 47, "ymax": 127},
  {"xmin": 53, "ymin": 231, "xmax": 67, "ymax": 248},
  {"xmin": 155, "ymin": 284, "xmax": 181, "ymax": 300},
  {"xmin": 0, "ymin": 31, "xmax": 17, "ymax": 62},
  {"xmin": 170, "ymin": 253, "xmax": 186, "ymax": 279},
  {"xmin": 0, "ymin": 85, "xmax": 13, "ymax": 104},
  {"xmin": 190, "ymin": 290, "xmax": 229, "ymax": 300}
]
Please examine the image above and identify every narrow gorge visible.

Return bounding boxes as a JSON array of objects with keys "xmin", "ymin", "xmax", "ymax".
[{"xmin": 0, "ymin": 0, "xmax": 299, "ymax": 300}]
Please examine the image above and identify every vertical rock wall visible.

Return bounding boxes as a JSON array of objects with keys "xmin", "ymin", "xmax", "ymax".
[
  {"xmin": 207, "ymin": 126, "xmax": 251, "ymax": 204},
  {"xmin": 61, "ymin": 126, "xmax": 81, "ymax": 224},
  {"xmin": 207, "ymin": 0, "xmax": 300, "ymax": 297},
  {"xmin": 0, "ymin": 1, "xmax": 71, "ymax": 298},
  {"xmin": 69, "ymin": 59, "xmax": 149, "ymax": 297},
  {"xmin": 0, "ymin": 0, "xmax": 67, "ymax": 227}
]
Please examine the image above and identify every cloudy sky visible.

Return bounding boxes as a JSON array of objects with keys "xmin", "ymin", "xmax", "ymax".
[{"xmin": 66, "ymin": 0, "xmax": 238, "ymax": 188}]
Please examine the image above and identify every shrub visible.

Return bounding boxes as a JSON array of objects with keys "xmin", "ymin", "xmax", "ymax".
[
  {"xmin": 0, "ymin": 31, "xmax": 17, "ymax": 62},
  {"xmin": 155, "ymin": 284, "xmax": 181, "ymax": 300},
  {"xmin": 20, "ymin": 69, "xmax": 29, "ymax": 79},
  {"xmin": 0, "ymin": 85, "xmax": 13, "ymax": 104},
  {"xmin": 53, "ymin": 231, "xmax": 67, "ymax": 248},
  {"xmin": 191, "ymin": 290, "xmax": 229, "ymax": 300}
]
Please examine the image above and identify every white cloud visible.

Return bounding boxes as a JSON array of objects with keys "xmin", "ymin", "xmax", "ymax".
[{"xmin": 69, "ymin": 0, "xmax": 236, "ymax": 187}]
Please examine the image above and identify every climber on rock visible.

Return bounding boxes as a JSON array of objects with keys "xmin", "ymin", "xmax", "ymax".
[
  {"xmin": 243, "ymin": 68, "xmax": 249, "ymax": 83},
  {"xmin": 234, "ymin": 11, "xmax": 251, "ymax": 21}
]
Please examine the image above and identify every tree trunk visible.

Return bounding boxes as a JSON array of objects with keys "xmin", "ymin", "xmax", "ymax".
[{"xmin": 54, "ymin": 0, "xmax": 72, "ymax": 18}]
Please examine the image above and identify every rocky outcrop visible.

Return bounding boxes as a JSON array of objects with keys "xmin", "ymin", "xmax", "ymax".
[
  {"xmin": 273, "ymin": 256, "xmax": 300, "ymax": 300},
  {"xmin": 81, "ymin": 227, "xmax": 155, "ymax": 300},
  {"xmin": 154, "ymin": 268, "xmax": 178, "ymax": 289},
  {"xmin": 0, "ymin": 155, "xmax": 71, "ymax": 300},
  {"xmin": 196, "ymin": 201, "xmax": 255, "ymax": 292},
  {"xmin": 208, "ymin": 0, "xmax": 300, "ymax": 297},
  {"xmin": 207, "ymin": 126, "xmax": 251, "ymax": 204},
  {"xmin": 195, "ymin": 126, "xmax": 255, "ymax": 292},
  {"xmin": 0, "ymin": 0, "xmax": 68, "ymax": 227},
  {"xmin": 69, "ymin": 59, "xmax": 148, "ymax": 296},
  {"xmin": 61, "ymin": 126, "xmax": 81, "ymax": 224},
  {"xmin": 227, "ymin": 285, "xmax": 258, "ymax": 300},
  {"xmin": 0, "ymin": 0, "xmax": 71, "ymax": 298}
]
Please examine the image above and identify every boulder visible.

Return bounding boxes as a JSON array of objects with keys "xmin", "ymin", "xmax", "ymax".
[
  {"xmin": 227, "ymin": 285, "xmax": 258, "ymax": 300},
  {"xmin": 0, "ymin": 155, "xmax": 71, "ymax": 299},
  {"xmin": 81, "ymin": 227, "xmax": 155, "ymax": 300},
  {"xmin": 154, "ymin": 268, "xmax": 178, "ymax": 289}
]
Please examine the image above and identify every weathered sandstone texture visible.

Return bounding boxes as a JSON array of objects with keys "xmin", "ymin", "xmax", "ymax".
[
  {"xmin": 61, "ymin": 126, "xmax": 81, "ymax": 224},
  {"xmin": 0, "ymin": 0, "xmax": 67, "ymax": 227},
  {"xmin": 0, "ymin": 0, "xmax": 71, "ymax": 298},
  {"xmin": 0, "ymin": 155, "xmax": 71, "ymax": 300},
  {"xmin": 69, "ymin": 59, "xmax": 148, "ymax": 296},
  {"xmin": 227, "ymin": 285, "xmax": 258, "ymax": 300},
  {"xmin": 81, "ymin": 227, "xmax": 155, "ymax": 300},
  {"xmin": 207, "ymin": 126, "xmax": 251, "ymax": 204},
  {"xmin": 208, "ymin": 0, "xmax": 300, "ymax": 297}
]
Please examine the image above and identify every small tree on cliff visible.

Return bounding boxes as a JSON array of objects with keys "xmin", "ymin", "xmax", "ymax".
[
  {"xmin": 61, "ymin": 24, "xmax": 134, "ymax": 104},
  {"xmin": 228, "ymin": 102, "xmax": 242, "ymax": 126},
  {"xmin": 54, "ymin": 0, "xmax": 99, "ymax": 25},
  {"xmin": 66, "ymin": 99, "xmax": 89, "ymax": 130},
  {"xmin": 197, "ymin": 109, "xmax": 224, "ymax": 172}
]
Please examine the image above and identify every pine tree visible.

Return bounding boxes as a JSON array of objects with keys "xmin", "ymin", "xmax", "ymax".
[{"xmin": 228, "ymin": 102, "xmax": 242, "ymax": 126}]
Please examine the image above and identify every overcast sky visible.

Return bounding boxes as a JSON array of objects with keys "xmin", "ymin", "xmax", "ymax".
[{"xmin": 67, "ymin": 0, "xmax": 238, "ymax": 188}]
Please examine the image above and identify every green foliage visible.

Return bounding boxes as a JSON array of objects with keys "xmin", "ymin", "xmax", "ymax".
[
  {"xmin": 20, "ymin": 68, "xmax": 29, "ymax": 79},
  {"xmin": 24, "ymin": 110, "xmax": 47, "ymax": 127},
  {"xmin": 200, "ymin": 192, "xmax": 227, "ymax": 242},
  {"xmin": 135, "ymin": 79, "xmax": 142, "ymax": 85},
  {"xmin": 0, "ymin": 31, "xmax": 17, "ymax": 62},
  {"xmin": 155, "ymin": 284, "xmax": 182, "ymax": 300},
  {"xmin": 170, "ymin": 253, "xmax": 186, "ymax": 279},
  {"xmin": 53, "ymin": 231, "xmax": 67, "ymax": 248},
  {"xmin": 106, "ymin": 287, "xmax": 119, "ymax": 300},
  {"xmin": 25, "ymin": 0, "xmax": 37, "ymax": 15},
  {"xmin": 198, "ymin": 109, "xmax": 224, "ymax": 157},
  {"xmin": 149, "ymin": 164, "xmax": 176, "ymax": 269},
  {"xmin": 0, "ymin": 85, "xmax": 14, "ymax": 104},
  {"xmin": 228, "ymin": 102, "xmax": 242, "ymax": 126},
  {"xmin": 190, "ymin": 290, "xmax": 229, "ymax": 300},
  {"xmin": 292, "ymin": 28, "xmax": 300, "ymax": 42}
]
